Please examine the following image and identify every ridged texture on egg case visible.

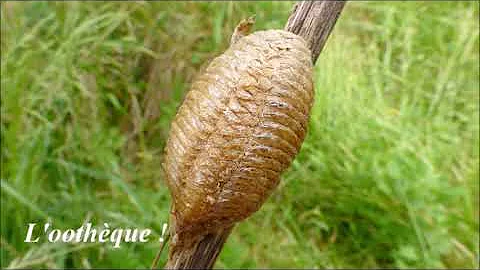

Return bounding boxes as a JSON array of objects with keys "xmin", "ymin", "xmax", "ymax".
[{"xmin": 163, "ymin": 29, "xmax": 314, "ymax": 236}]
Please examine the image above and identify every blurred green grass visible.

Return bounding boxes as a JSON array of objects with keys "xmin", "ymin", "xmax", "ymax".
[{"xmin": 1, "ymin": 1, "xmax": 478, "ymax": 268}]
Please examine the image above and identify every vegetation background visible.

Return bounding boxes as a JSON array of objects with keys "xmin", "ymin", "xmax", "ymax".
[{"xmin": 1, "ymin": 1, "xmax": 479, "ymax": 268}]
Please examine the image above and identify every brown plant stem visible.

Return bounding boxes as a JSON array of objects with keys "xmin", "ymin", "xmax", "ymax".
[
  {"xmin": 285, "ymin": 0, "xmax": 347, "ymax": 64},
  {"xmin": 164, "ymin": 226, "xmax": 233, "ymax": 269}
]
